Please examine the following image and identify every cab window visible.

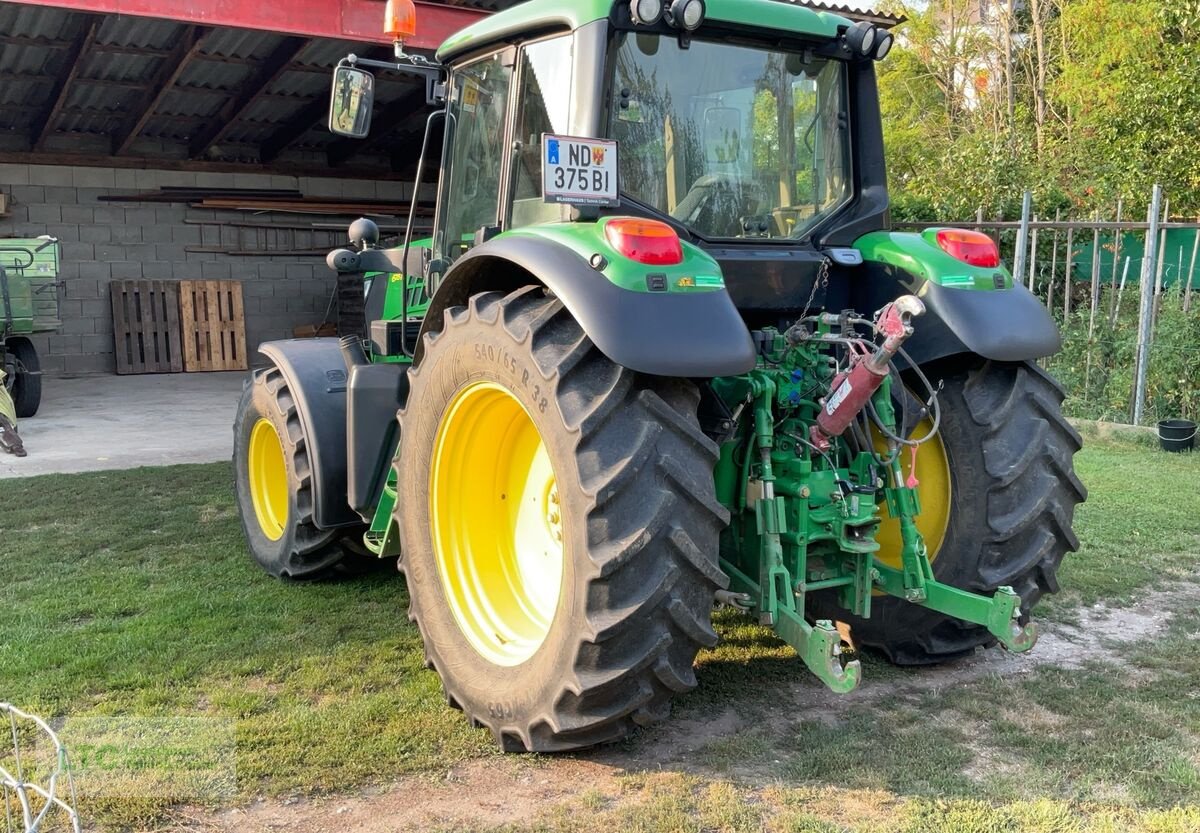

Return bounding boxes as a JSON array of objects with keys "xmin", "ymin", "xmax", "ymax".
[
  {"xmin": 510, "ymin": 35, "xmax": 573, "ymax": 228},
  {"xmin": 436, "ymin": 51, "xmax": 514, "ymax": 262}
]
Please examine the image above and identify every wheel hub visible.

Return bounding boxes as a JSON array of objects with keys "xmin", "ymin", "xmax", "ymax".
[
  {"xmin": 430, "ymin": 381, "xmax": 565, "ymax": 667},
  {"xmin": 248, "ymin": 418, "xmax": 289, "ymax": 541}
]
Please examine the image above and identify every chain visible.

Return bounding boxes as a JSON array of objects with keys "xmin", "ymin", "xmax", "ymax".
[{"xmin": 800, "ymin": 257, "xmax": 831, "ymax": 322}]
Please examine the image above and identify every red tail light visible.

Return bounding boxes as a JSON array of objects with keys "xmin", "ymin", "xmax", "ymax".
[
  {"xmin": 605, "ymin": 218, "xmax": 684, "ymax": 266},
  {"xmin": 935, "ymin": 229, "xmax": 1001, "ymax": 268}
]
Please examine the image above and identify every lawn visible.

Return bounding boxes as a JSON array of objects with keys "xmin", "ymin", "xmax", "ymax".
[{"xmin": 1, "ymin": 433, "xmax": 1198, "ymax": 831}]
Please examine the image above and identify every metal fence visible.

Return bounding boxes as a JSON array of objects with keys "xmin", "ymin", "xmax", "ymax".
[{"xmin": 899, "ymin": 184, "xmax": 1200, "ymax": 427}]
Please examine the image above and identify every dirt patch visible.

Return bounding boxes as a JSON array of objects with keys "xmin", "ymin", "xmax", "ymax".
[
  {"xmin": 790, "ymin": 583, "xmax": 1200, "ymax": 717},
  {"xmin": 174, "ymin": 759, "xmax": 622, "ymax": 833},
  {"xmin": 179, "ymin": 585, "xmax": 1200, "ymax": 832}
]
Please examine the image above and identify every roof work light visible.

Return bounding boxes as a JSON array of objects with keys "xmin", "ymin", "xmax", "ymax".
[
  {"xmin": 630, "ymin": 0, "xmax": 665, "ymax": 25},
  {"xmin": 666, "ymin": 0, "xmax": 706, "ymax": 30},
  {"xmin": 842, "ymin": 21, "xmax": 877, "ymax": 57}
]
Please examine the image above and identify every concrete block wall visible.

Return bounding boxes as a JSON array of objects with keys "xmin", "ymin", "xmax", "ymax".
[{"xmin": 0, "ymin": 163, "xmax": 412, "ymax": 375}]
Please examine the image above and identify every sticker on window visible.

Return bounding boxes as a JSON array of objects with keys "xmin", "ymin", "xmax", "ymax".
[{"xmin": 542, "ymin": 134, "xmax": 619, "ymax": 207}]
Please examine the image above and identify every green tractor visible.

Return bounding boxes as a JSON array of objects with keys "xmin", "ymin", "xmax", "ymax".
[
  {"xmin": 233, "ymin": 0, "xmax": 1085, "ymax": 751},
  {"xmin": 1, "ymin": 237, "xmax": 60, "ymax": 419}
]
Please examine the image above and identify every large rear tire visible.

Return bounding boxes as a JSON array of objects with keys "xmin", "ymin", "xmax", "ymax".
[
  {"xmin": 397, "ymin": 286, "xmax": 729, "ymax": 752},
  {"xmin": 233, "ymin": 365, "xmax": 363, "ymax": 579},
  {"xmin": 817, "ymin": 359, "xmax": 1086, "ymax": 665},
  {"xmin": 6, "ymin": 338, "xmax": 41, "ymax": 419}
]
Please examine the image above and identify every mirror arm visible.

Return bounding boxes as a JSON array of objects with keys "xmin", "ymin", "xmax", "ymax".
[{"xmin": 342, "ymin": 54, "xmax": 447, "ymax": 105}]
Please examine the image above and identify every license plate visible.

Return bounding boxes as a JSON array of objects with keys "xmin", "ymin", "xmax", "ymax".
[{"xmin": 541, "ymin": 134, "xmax": 619, "ymax": 207}]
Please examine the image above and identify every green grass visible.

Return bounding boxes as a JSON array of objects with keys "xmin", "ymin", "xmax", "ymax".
[
  {"xmin": 0, "ymin": 465, "xmax": 493, "ymax": 826},
  {"xmin": 1, "ymin": 437, "xmax": 1198, "ymax": 830}
]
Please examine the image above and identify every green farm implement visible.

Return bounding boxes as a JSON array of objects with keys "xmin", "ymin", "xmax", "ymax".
[
  {"xmin": 233, "ymin": 0, "xmax": 1085, "ymax": 751},
  {"xmin": 1, "ymin": 237, "xmax": 61, "ymax": 419}
]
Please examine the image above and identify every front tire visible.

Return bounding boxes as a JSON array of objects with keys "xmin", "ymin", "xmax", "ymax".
[
  {"xmin": 233, "ymin": 365, "xmax": 362, "ymax": 579},
  {"xmin": 397, "ymin": 287, "xmax": 729, "ymax": 752},
  {"xmin": 821, "ymin": 359, "xmax": 1086, "ymax": 664}
]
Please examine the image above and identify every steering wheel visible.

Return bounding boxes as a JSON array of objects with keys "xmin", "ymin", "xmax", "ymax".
[{"xmin": 670, "ymin": 173, "xmax": 768, "ymax": 238}]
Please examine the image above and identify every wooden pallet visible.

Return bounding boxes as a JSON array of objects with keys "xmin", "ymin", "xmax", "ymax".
[
  {"xmin": 178, "ymin": 280, "xmax": 248, "ymax": 372},
  {"xmin": 109, "ymin": 280, "xmax": 184, "ymax": 374}
]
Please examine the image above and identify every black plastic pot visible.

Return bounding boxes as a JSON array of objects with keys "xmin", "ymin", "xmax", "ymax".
[{"xmin": 1157, "ymin": 419, "xmax": 1197, "ymax": 453}]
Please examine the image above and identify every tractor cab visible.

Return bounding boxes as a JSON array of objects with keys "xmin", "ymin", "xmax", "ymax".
[{"xmin": 329, "ymin": 0, "xmax": 896, "ymax": 322}]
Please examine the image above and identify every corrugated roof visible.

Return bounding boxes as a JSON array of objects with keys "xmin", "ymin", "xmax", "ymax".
[
  {"xmin": 0, "ymin": 2, "xmax": 433, "ymax": 171},
  {"xmin": 0, "ymin": 0, "xmax": 904, "ymax": 173}
]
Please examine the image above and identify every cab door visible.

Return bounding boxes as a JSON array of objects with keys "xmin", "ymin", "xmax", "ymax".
[{"xmin": 432, "ymin": 48, "xmax": 516, "ymax": 268}]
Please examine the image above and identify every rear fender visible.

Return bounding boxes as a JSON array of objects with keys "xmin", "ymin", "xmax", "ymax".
[
  {"xmin": 257, "ymin": 340, "xmax": 359, "ymax": 530},
  {"xmin": 854, "ymin": 230, "xmax": 1062, "ymax": 366},
  {"xmin": 419, "ymin": 228, "xmax": 756, "ymax": 377}
]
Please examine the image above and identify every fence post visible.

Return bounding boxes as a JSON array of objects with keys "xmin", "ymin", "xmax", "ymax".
[
  {"xmin": 1063, "ymin": 225, "xmax": 1074, "ymax": 318},
  {"xmin": 1085, "ymin": 212, "xmax": 1102, "ymax": 400},
  {"xmin": 1112, "ymin": 256, "xmax": 1131, "ymax": 326},
  {"xmin": 1047, "ymin": 208, "xmax": 1060, "ymax": 312},
  {"xmin": 1186, "ymin": 216, "xmax": 1199, "ymax": 313},
  {"xmin": 1133, "ymin": 184, "xmax": 1163, "ymax": 425},
  {"xmin": 1014, "ymin": 189, "xmax": 1032, "ymax": 284},
  {"xmin": 1151, "ymin": 197, "xmax": 1169, "ymax": 333},
  {"xmin": 1027, "ymin": 215, "xmax": 1039, "ymax": 289},
  {"xmin": 1109, "ymin": 199, "xmax": 1123, "ymax": 321}
]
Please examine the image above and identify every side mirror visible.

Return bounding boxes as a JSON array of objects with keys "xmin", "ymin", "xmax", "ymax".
[{"xmin": 328, "ymin": 66, "xmax": 376, "ymax": 138}]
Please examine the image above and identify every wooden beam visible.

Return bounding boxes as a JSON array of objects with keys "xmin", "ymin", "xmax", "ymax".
[
  {"xmin": 188, "ymin": 36, "xmax": 309, "ymax": 159},
  {"xmin": 30, "ymin": 19, "xmax": 99, "ymax": 152},
  {"xmin": 109, "ymin": 26, "xmax": 208, "ymax": 156},
  {"xmin": 327, "ymin": 86, "xmax": 429, "ymax": 167},
  {"xmin": 0, "ymin": 149, "xmax": 408, "ymax": 180}
]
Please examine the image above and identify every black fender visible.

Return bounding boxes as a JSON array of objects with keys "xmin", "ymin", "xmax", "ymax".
[
  {"xmin": 345, "ymin": 361, "xmax": 409, "ymax": 518},
  {"xmin": 912, "ymin": 280, "xmax": 1062, "ymax": 364},
  {"xmin": 257, "ymin": 339, "xmax": 359, "ymax": 530},
  {"xmin": 854, "ymin": 263, "xmax": 1062, "ymax": 366},
  {"xmin": 418, "ymin": 235, "xmax": 757, "ymax": 377}
]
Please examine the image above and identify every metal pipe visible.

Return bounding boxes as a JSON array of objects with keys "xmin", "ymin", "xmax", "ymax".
[
  {"xmin": 1133, "ymin": 184, "xmax": 1163, "ymax": 425},
  {"xmin": 1186, "ymin": 217, "xmax": 1199, "ymax": 313},
  {"xmin": 1013, "ymin": 190, "xmax": 1032, "ymax": 282},
  {"xmin": 1063, "ymin": 226, "xmax": 1074, "ymax": 318},
  {"xmin": 1027, "ymin": 214, "xmax": 1039, "ymax": 290},
  {"xmin": 1108, "ymin": 199, "xmax": 1123, "ymax": 322}
]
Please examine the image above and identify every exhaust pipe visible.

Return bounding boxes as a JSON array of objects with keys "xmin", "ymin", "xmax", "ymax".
[{"xmin": 339, "ymin": 334, "xmax": 369, "ymax": 372}]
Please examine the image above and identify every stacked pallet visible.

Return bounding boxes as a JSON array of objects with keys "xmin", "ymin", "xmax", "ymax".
[{"xmin": 110, "ymin": 280, "xmax": 247, "ymax": 374}]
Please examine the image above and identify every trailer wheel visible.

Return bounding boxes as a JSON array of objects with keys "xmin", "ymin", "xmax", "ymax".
[
  {"xmin": 5, "ymin": 338, "xmax": 41, "ymax": 419},
  {"xmin": 815, "ymin": 359, "xmax": 1086, "ymax": 664},
  {"xmin": 397, "ymin": 286, "xmax": 729, "ymax": 751},
  {"xmin": 233, "ymin": 364, "xmax": 362, "ymax": 579}
]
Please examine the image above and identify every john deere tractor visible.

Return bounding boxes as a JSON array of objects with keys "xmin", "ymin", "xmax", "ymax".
[{"xmin": 234, "ymin": 0, "xmax": 1085, "ymax": 751}]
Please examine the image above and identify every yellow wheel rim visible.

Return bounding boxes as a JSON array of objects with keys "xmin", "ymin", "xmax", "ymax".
[
  {"xmin": 873, "ymin": 418, "xmax": 952, "ymax": 570},
  {"xmin": 430, "ymin": 381, "xmax": 564, "ymax": 667},
  {"xmin": 248, "ymin": 418, "xmax": 289, "ymax": 542}
]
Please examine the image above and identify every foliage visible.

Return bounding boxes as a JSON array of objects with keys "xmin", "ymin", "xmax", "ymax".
[
  {"xmin": 878, "ymin": 0, "xmax": 1200, "ymax": 219},
  {"xmin": 1048, "ymin": 285, "xmax": 1200, "ymax": 422}
]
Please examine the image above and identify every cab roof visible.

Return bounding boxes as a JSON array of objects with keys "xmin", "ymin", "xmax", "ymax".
[{"xmin": 435, "ymin": 0, "xmax": 852, "ymax": 64}]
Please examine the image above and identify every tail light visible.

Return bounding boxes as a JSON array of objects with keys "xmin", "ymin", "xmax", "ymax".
[
  {"xmin": 935, "ymin": 229, "xmax": 1001, "ymax": 268},
  {"xmin": 605, "ymin": 218, "xmax": 684, "ymax": 266}
]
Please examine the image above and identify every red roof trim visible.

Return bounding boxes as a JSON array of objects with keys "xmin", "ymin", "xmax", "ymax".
[{"xmin": 0, "ymin": 0, "xmax": 488, "ymax": 50}]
